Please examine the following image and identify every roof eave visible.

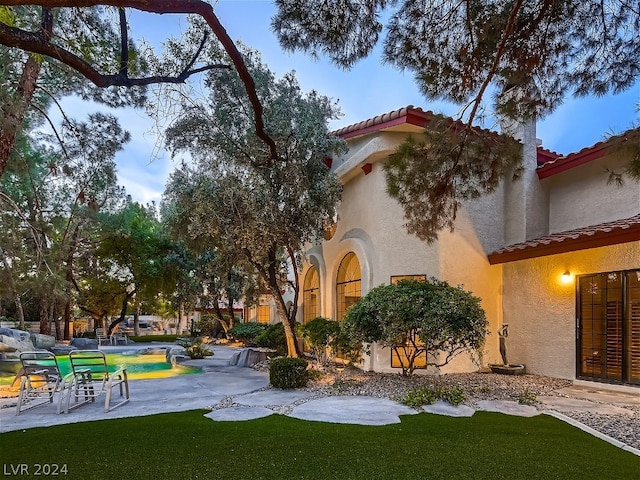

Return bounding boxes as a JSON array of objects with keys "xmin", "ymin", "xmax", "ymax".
[{"xmin": 488, "ymin": 223, "xmax": 640, "ymax": 265}]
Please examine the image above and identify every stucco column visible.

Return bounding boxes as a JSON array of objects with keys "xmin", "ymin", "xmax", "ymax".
[{"xmin": 502, "ymin": 119, "xmax": 549, "ymax": 244}]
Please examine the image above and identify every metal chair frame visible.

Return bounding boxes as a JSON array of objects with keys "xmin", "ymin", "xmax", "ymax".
[
  {"xmin": 15, "ymin": 351, "xmax": 64, "ymax": 415},
  {"xmin": 61, "ymin": 350, "xmax": 130, "ymax": 414}
]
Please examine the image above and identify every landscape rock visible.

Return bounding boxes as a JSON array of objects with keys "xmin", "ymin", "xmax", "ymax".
[
  {"xmin": 31, "ymin": 333, "xmax": 56, "ymax": 349},
  {"xmin": 70, "ymin": 338, "xmax": 98, "ymax": 350},
  {"xmin": 228, "ymin": 348, "xmax": 268, "ymax": 367},
  {"xmin": 166, "ymin": 346, "xmax": 187, "ymax": 365},
  {"xmin": 50, "ymin": 346, "xmax": 77, "ymax": 356},
  {"xmin": 0, "ymin": 329, "xmax": 36, "ymax": 357}
]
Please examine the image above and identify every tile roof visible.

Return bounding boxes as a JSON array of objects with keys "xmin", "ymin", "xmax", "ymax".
[
  {"xmin": 332, "ymin": 106, "xmax": 638, "ymax": 180},
  {"xmin": 332, "ymin": 105, "xmax": 433, "ymax": 138},
  {"xmin": 536, "ymin": 127, "xmax": 640, "ymax": 179},
  {"xmin": 332, "ymin": 105, "xmax": 505, "ymax": 140},
  {"xmin": 488, "ymin": 214, "xmax": 640, "ymax": 264}
]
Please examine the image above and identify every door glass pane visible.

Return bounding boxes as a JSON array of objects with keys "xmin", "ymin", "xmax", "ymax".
[
  {"xmin": 627, "ymin": 270, "xmax": 640, "ymax": 383},
  {"xmin": 579, "ymin": 273, "xmax": 622, "ymax": 381}
]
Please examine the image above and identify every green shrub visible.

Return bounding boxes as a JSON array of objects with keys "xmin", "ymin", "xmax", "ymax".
[
  {"xmin": 342, "ymin": 279, "xmax": 488, "ymax": 376},
  {"xmin": 269, "ymin": 357, "xmax": 309, "ymax": 389},
  {"xmin": 401, "ymin": 384, "xmax": 466, "ymax": 407},
  {"xmin": 329, "ymin": 327, "xmax": 363, "ymax": 364},
  {"xmin": 196, "ymin": 314, "xmax": 226, "ymax": 338},
  {"xmin": 401, "ymin": 386, "xmax": 437, "ymax": 407},
  {"xmin": 518, "ymin": 388, "xmax": 537, "ymax": 406},
  {"xmin": 255, "ymin": 322, "xmax": 288, "ymax": 356},
  {"xmin": 176, "ymin": 337, "xmax": 213, "ymax": 359},
  {"xmin": 228, "ymin": 323, "xmax": 267, "ymax": 344},
  {"xmin": 300, "ymin": 317, "xmax": 341, "ymax": 364},
  {"xmin": 436, "ymin": 385, "xmax": 466, "ymax": 406},
  {"xmin": 307, "ymin": 368, "xmax": 323, "ymax": 381}
]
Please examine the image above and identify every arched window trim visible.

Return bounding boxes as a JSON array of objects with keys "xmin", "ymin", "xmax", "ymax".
[
  {"xmin": 303, "ymin": 267, "xmax": 320, "ymax": 323},
  {"xmin": 336, "ymin": 252, "xmax": 362, "ymax": 321}
]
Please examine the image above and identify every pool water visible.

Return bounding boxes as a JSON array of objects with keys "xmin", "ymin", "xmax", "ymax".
[{"xmin": 0, "ymin": 352, "xmax": 200, "ymax": 385}]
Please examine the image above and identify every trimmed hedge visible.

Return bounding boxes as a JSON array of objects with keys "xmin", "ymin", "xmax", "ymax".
[{"xmin": 269, "ymin": 357, "xmax": 308, "ymax": 389}]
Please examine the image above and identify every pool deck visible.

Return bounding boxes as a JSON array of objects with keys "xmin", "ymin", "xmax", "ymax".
[{"xmin": 0, "ymin": 344, "xmax": 638, "ymax": 456}]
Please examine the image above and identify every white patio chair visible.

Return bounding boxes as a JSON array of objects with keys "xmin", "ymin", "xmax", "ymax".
[
  {"xmin": 60, "ymin": 350, "xmax": 129, "ymax": 414},
  {"xmin": 95, "ymin": 328, "xmax": 112, "ymax": 346},
  {"xmin": 15, "ymin": 351, "xmax": 65, "ymax": 415}
]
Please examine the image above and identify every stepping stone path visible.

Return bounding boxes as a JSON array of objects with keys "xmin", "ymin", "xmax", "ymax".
[
  {"xmin": 289, "ymin": 396, "xmax": 418, "ymax": 425},
  {"xmin": 537, "ymin": 396, "xmax": 636, "ymax": 415},
  {"xmin": 234, "ymin": 389, "xmax": 314, "ymax": 407},
  {"xmin": 423, "ymin": 400, "xmax": 475, "ymax": 417},
  {"xmin": 475, "ymin": 400, "xmax": 540, "ymax": 417},
  {"xmin": 205, "ymin": 406, "xmax": 274, "ymax": 422}
]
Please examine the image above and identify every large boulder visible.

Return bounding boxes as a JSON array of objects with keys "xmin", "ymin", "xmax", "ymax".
[
  {"xmin": 70, "ymin": 337, "xmax": 98, "ymax": 350},
  {"xmin": 228, "ymin": 348, "xmax": 268, "ymax": 367},
  {"xmin": 50, "ymin": 345, "xmax": 78, "ymax": 356},
  {"xmin": 31, "ymin": 333, "xmax": 56, "ymax": 349},
  {"xmin": 0, "ymin": 328, "xmax": 36, "ymax": 358},
  {"xmin": 166, "ymin": 346, "xmax": 187, "ymax": 366}
]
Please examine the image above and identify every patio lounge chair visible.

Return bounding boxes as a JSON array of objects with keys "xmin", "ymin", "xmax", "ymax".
[
  {"xmin": 95, "ymin": 328, "xmax": 112, "ymax": 346},
  {"xmin": 111, "ymin": 331, "xmax": 128, "ymax": 345},
  {"xmin": 60, "ymin": 350, "xmax": 130, "ymax": 414},
  {"xmin": 15, "ymin": 351, "xmax": 64, "ymax": 415}
]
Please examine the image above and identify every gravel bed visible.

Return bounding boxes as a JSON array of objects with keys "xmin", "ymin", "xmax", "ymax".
[{"xmin": 254, "ymin": 362, "xmax": 639, "ymax": 451}]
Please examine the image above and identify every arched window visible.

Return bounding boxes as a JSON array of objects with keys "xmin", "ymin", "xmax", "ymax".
[
  {"xmin": 303, "ymin": 268, "xmax": 320, "ymax": 323},
  {"xmin": 336, "ymin": 252, "xmax": 361, "ymax": 321}
]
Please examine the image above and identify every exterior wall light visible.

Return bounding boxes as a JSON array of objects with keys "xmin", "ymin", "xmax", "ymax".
[{"xmin": 561, "ymin": 270, "xmax": 572, "ymax": 283}]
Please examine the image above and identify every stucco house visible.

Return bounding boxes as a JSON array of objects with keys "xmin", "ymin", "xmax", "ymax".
[{"xmin": 298, "ymin": 106, "xmax": 639, "ymax": 390}]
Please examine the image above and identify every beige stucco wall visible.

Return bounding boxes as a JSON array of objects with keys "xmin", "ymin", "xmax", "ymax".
[
  {"xmin": 299, "ymin": 120, "xmax": 639, "ymax": 379},
  {"xmin": 299, "ymin": 130, "xmax": 506, "ymax": 374},
  {"xmin": 502, "ymin": 242, "xmax": 640, "ymax": 380},
  {"xmin": 545, "ymin": 154, "xmax": 640, "ymax": 233}
]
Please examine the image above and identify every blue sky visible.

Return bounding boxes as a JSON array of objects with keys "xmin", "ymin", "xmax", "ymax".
[{"xmin": 54, "ymin": 1, "xmax": 640, "ymax": 204}]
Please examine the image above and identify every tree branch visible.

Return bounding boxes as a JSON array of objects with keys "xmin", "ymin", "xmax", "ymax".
[
  {"xmin": 466, "ymin": 0, "xmax": 524, "ymax": 126},
  {"xmin": 0, "ymin": 21, "xmax": 231, "ymax": 86},
  {"xmin": 118, "ymin": 7, "xmax": 128, "ymax": 77},
  {"xmin": 1, "ymin": 0, "xmax": 280, "ymax": 162}
]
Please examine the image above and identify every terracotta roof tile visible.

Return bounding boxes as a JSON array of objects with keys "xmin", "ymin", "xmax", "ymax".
[
  {"xmin": 488, "ymin": 214, "xmax": 640, "ymax": 264},
  {"xmin": 536, "ymin": 127, "xmax": 640, "ymax": 178},
  {"xmin": 331, "ymin": 105, "xmax": 505, "ymax": 140},
  {"xmin": 331, "ymin": 105, "xmax": 432, "ymax": 137}
]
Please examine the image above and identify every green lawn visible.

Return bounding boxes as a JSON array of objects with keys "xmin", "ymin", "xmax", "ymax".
[{"xmin": 1, "ymin": 410, "xmax": 638, "ymax": 479}]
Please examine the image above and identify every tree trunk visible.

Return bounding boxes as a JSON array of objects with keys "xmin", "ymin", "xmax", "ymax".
[
  {"xmin": 108, "ymin": 290, "xmax": 132, "ymax": 335},
  {"xmin": 53, "ymin": 302, "xmax": 61, "ymax": 340},
  {"xmin": 212, "ymin": 300, "xmax": 230, "ymax": 335},
  {"xmin": 133, "ymin": 305, "xmax": 140, "ymax": 336},
  {"xmin": 63, "ymin": 225, "xmax": 80, "ymax": 340},
  {"xmin": 178, "ymin": 302, "xmax": 185, "ymax": 335},
  {"xmin": 0, "ymin": 8, "xmax": 52, "ymax": 179},
  {"xmin": 39, "ymin": 296, "xmax": 49, "ymax": 334},
  {"xmin": 274, "ymin": 294, "xmax": 301, "ymax": 358},
  {"xmin": 0, "ymin": 247, "xmax": 25, "ymax": 329},
  {"xmin": 63, "ymin": 300, "xmax": 72, "ymax": 340}
]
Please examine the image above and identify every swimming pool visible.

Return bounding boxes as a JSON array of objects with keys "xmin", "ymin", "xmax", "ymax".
[{"xmin": 0, "ymin": 350, "xmax": 200, "ymax": 386}]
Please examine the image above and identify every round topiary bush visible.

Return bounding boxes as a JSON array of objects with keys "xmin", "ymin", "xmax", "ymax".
[
  {"xmin": 343, "ymin": 278, "xmax": 488, "ymax": 376},
  {"xmin": 269, "ymin": 357, "xmax": 309, "ymax": 389}
]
